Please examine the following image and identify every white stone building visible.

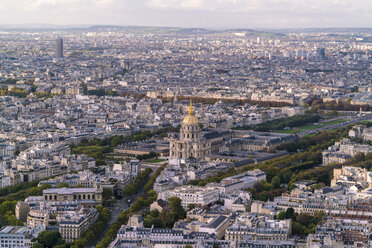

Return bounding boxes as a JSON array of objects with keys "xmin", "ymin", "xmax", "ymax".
[{"xmin": 158, "ymin": 185, "xmax": 220, "ymax": 209}]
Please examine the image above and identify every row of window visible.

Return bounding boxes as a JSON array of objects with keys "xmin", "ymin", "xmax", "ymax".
[
  {"xmin": 0, "ymin": 240, "xmax": 23, "ymax": 243},
  {"xmin": 44, "ymin": 194, "xmax": 96, "ymax": 200},
  {"xmin": 182, "ymin": 133, "xmax": 199, "ymax": 139}
]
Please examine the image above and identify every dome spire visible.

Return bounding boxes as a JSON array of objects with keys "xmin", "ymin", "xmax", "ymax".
[
  {"xmin": 182, "ymin": 100, "xmax": 198, "ymax": 125},
  {"xmin": 188, "ymin": 100, "xmax": 194, "ymax": 115}
]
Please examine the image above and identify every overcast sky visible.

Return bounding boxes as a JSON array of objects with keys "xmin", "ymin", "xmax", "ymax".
[{"xmin": 0, "ymin": 0, "xmax": 371, "ymax": 29}]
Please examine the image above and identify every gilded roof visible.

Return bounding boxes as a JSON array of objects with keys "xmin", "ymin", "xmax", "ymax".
[{"xmin": 182, "ymin": 101, "xmax": 199, "ymax": 125}]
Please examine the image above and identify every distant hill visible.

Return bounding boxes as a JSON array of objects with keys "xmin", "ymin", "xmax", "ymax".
[
  {"xmin": 0, "ymin": 24, "xmax": 370, "ymax": 35},
  {"xmin": 0, "ymin": 24, "xmax": 215, "ymax": 34},
  {"xmin": 0, "ymin": 24, "xmax": 90, "ymax": 30},
  {"xmin": 266, "ymin": 27, "xmax": 372, "ymax": 34},
  {"xmin": 90, "ymin": 25, "xmax": 215, "ymax": 34}
]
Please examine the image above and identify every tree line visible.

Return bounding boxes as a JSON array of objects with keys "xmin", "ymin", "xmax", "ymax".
[
  {"xmin": 234, "ymin": 114, "xmax": 321, "ymax": 132},
  {"xmin": 143, "ymin": 196, "xmax": 186, "ymax": 228},
  {"xmin": 311, "ymin": 99, "xmax": 372, "ymax": 112},
  {"xmin": 122, "ymin": 168, "xmax": 152, "ymax": 196},
  {"xmin": 277, "ymin": 208, "xmax": 324, "ymax": 236},
  {"xmin": 161, "ymin": 95, "xmax": 293, "ymax": 107},
  {"xmin": 95, "ymin": 165, "xmax": 165, "ymax": 248},
  {"xmin": 71, "ymin": 126, "xmax": 179, "ymax": 165}
]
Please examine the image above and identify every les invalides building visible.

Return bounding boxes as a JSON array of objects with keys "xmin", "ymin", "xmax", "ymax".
[{"xmin": 169, "ymin": 102, "xmax": 211, "ymax": 159}]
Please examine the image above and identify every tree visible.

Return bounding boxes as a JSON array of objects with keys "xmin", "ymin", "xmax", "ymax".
[
  {"xmin": 296, "ymin": 213, "xmax": 312, "ymax": 226},
  {"xmin": 111, "ymin": 136, "xmax": 122, "ymax": 147},
  {"xmin": 265, "ymin": 167, "xmax": 278, "ymax": 183},
  {"xmin": 292, "ymin": 222, "xmax": 307, "ymax": 235},
  {"xmin": 5, "ymin": 211, "xmax": 23, "ymax": 225},
  {"xmin": 313, "ymin": 211, "xmax": 325, "ymax": 222},
  {"xmin": 57, "ymin": 183, "xmax": 70, "ymax": 188},
  {"xmin": 133, "ymin": 134, "xmax": 147, "ymax": 142},
  {"xmin": 100, "ymin": 207, "xmax": 111, "ymax": 223},
  {"xmin": 187, "ymin": 203, "xmax": 197, "ymax": 211},
  {"xmin": 80, "ymin": 83, "xmax": 88, "ymax": 94},
  {"xmin": 5, "ymin": 78, "xmax": 17, "ymax": 84},
  {"xmin": 271, "ymin": 176, "xmax": 281, "ymax": 188},
  {"xmin": 130, "ymin": 197, "xmax": 146, "ymax": 212},
  {"xmin": 0, "ymin": 201, "xmax": 16, "ymax": 214},
  {"xmin": 143, "ymin": 197, "xmax": 186, "ymax": 229},
  {"xmin": 277, "ymin": 210, "xmax": 286, "ymax": 220},
  {"xmin": 102, "ymin": 188, "xmax": 113, "ymax": 205},
  {"xmin": 168, "ymin": 196, "xmax": 186, "ymax": 219},
  {"xmin": 280, "ymin": 170, "xmax": 292, "ymax": 184},
  {"xmin": 144, "ymin": 210, "xmax": 164, "ymax": 228},
  {"xmin": 354, "ymin": 152, "xmax": 366, "ymax": 162},
  {"xmin": 30, "ymin": 84, "xmax": 37, "ymax": 92},
  {"xmin": 253, "ymin": 181, "xmax": 263, "ymax": 193},
  {"xmin": 144, "ymin": 215, "xmax": 164, "ymax": 228},
  {"xmin": 32, "ymin": 242, "xmax": 44, "ymax": 248},
  {"xmin": 122, "ymin": 184, "xmax": 135, "ymax": 196},
  {"xmin": 85, "ymin": 230, "xmax": 95, "ymax": 241},
  {"xmin": 285, "ymin": 208, "xmax": 295, "ymax": 220},
  {"xmin": 37, "ymin": 231, "xmax": 64, "ymax": 248}
]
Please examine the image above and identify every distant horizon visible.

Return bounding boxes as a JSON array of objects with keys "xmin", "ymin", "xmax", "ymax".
[{"xmin": 0, "ymin": 23, "xmax": 372, "ymax": 31}]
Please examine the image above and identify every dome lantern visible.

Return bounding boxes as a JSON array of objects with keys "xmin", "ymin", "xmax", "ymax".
[{"xmin": 182, "ymin": 100, "xmax": 199, "ymax": 125}]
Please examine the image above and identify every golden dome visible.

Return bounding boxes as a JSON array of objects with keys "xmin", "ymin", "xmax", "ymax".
[{"xmin": 182, "ymin": 101, "xmax": 199, "ymax": 125}]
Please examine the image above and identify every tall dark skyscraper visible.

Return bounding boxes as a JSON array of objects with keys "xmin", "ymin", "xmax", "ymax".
[
  {"xmin": 316, "ymin": 47, "xmax": 326, "ymax": 59},
  {"xmin": 56, "ymin": 38, "xmax": 63, "ymax": 58}
]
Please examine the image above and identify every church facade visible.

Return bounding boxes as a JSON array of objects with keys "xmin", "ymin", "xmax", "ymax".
[{"xmin": 169, "ymin": 102, "xmax": 211, "ymax": 159}]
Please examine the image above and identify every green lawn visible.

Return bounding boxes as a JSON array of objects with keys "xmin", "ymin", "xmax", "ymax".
[
  {"xmin": 146, "ymin": 159, "xmax": 167, "ymax": 163},
  {"xmin": 321, "ymin": 119, "xmax": 349, "ymax": 125},
  {"xmin": 277, "ymin": 118, "xmax": 349, "ymax": 134},
  {"xmin": 356, "ymin": 120, "xmax": 372, "ymax": 125}
]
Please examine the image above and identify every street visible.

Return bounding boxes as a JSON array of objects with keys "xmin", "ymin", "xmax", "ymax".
[{"xmin": 297, "ymin": 115, "xmax": 372, "ymax": 137}]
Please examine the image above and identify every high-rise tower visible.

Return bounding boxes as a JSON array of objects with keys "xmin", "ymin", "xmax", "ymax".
[
  {"xmin": 56, "ymin": 38, "xmax": 63, "ymax": 58},
  {"xmin": 316, "ymin": 47, "xmax": 325, "ymax": 59}
]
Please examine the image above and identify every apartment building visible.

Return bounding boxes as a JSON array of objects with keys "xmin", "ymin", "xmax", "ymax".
[{"xmin": 158, "ymin": 185, "xmax": 220, "ymax": 209}]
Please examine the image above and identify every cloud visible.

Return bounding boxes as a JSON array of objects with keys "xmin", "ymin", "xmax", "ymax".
[
  {"xmin": 0, "ymin": 0, "xmax": 370, "ymax": 28},
  {"xmin": 146, "ymin": 0, "xmax": 275, "ymax": 11},
  {"xmin": 147, "ymin": 0, "xmax": 204, "ymax": 9},
  {"xmin": 92, "ymin": 0, "xmax": 115, "ymax": 5},
  {"xmin": 27, "ymin": 0, "xmax": 80, "ymax": 9},
  {"xmin": 145, "ymin": 0, "xmax": 369, "ymax": 14},
  {"xmin": 26, "ymin": 0, "xmax": 115, "ymax": 10},
  {"xmin": 143, "ymin": 0, "xmax": 372, "ymax": 28}
]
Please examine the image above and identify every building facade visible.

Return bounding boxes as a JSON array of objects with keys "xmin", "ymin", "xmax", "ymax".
[
  {"xmin": 58, "ymin": 209, "xmax": 98, "ymax": 242},
  {"xmin": 109, "ymin": 226, "xmax": 232, "ymax": 248},
  {"xmin": 225, "ymin": 215, "xmax": 292, "ymax": 242},
  {"xmin": 0, "ymin": 226, "xmax": 33, "ymax": 248},
  {"xmin": 42, "ymin": 184, "xmax": 102, "ymax": 206}
]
